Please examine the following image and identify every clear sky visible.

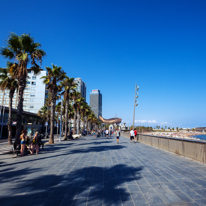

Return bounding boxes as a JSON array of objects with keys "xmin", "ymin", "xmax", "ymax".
[{"xmin": 0, "ymin": 0, "xmax": 206, "ymax": 128}]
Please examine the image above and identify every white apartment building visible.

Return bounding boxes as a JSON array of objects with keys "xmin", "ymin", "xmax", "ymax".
[{"xmin": 0, "ymin": 69, "xmax": 46, "ymax": 114}]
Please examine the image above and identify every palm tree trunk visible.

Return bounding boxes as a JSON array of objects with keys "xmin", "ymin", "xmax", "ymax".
[
  {"xmin": 8, "ymin": 90, "xmax": 14, "ymax": 145},
  {"xmin": 83, "ymin": 116, "xmax": 85, "ymax": 132},
  {"xmin": 15, "ymin": 92, "xmax": 18, "ymax": 109},
  {"xmin": 85, "ymin": 117, "xmax": 88, "ymax": 131},
  {"xmin": 61, "ymin": 118, "xmax": 64, "ymax": 136},
  {"xmin": 73, "ymin": 108, "xmax": 77, "ymax": 134},
  {"xmin": 78, "ymin": 112, "xmax": 80, "ymax": 134},
  {"xmin": 68, "ymin": 119, "xmax": 71, "ymax": 134},
  {"xmin": 49, "ymin": 93, "xmax": 55, "ymax": 144},
  {"xmin": 64, "ymin": 99, "xmax": 69, "ymax": 140},
  {"xmin": 87, "ymin": 121, "xmax": 90, "ymax": 132},
  {"xmin": 0, "ymin": 89, "xmax": 5, "ymax": 116},
  {"xmin": 15, "ymin": 80, "xmax": 26, "ymax": 144}
]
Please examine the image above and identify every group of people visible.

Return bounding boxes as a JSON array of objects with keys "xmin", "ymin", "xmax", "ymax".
[
  {"xmin": 129, "ymin": 128, "xmax": 138, "ymax": 143},
  {"xmin": 92, "ymin": 128, "xmax": 121, "ymax": 144},
  {"xmin": 91, "ymin": 128, "xmax": 139, "ymax": 144},
  {"xmin": 92, "ymin": 129, "xmax": 113, "ymax": 138},
  {"xmin": 19, "ymin": 130, "xmax": 40, "ymax": 156},
  {"xmin": 105, "ymin": 129, "xmax": 113, "ymax": 138}
]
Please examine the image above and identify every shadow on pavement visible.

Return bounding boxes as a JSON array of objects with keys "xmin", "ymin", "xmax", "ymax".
[
  {"xmin": 0, "ymin": 167, "xmax": 40, "ymax": 184},
  {"xmin": 77, "ymin": 141, "xmax": 113, "ymax": 146},
  {"xmin": 68, "ymin": 144, "xmax": 126, "ymax": 155},
  {"xmin": 0, "ymin": 143, "xmax": 126, "ymax": 169},
  {"xmin": 0, "ymin": 164, "xmax": 143, "ymax": 206}
]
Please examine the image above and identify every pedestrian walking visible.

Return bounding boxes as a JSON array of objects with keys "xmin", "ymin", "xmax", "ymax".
[
  {"xmin": 115, "ymin": 128, "xmax": 120, "ymax": 144},
  {"xmin": 130, "ymin": 129, "xmax": 135, "ymax": 143},
  {"xmin": 106, "ymin": 129, "xmax": 109, "ymax": 138},
  {"xmin": 134, "ymin": 128, "xmax": 137, "ymax": 142},
  {"xmin": 93, "ymin": 130, "xmax": 96, "ymax": 138},
  {"xmin": 109, "ymin": 130, "xmax": 112, "ymax": 138}
]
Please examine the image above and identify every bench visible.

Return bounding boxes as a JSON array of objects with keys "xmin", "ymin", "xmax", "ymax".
[
  {"xmin": 73, "ymin": 134, "xmax": 82, "ymax": 139},
  {"xmin": 12, "ymin": 143, "xmax": 21, "ymax": 156}
]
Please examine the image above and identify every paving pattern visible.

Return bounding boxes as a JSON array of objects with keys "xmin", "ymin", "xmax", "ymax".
[{"xmin": 0, "ymin": 135, "xmax": 206, "ymax": 206}]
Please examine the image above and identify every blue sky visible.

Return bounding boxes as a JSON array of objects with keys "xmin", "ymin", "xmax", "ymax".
[{"xmin": 0, "ymin": 0, "xmax": 206, "ymax": 128}]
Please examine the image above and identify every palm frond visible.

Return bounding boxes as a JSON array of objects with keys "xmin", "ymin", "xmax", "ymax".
[
  {"xmin": 0, "ymin": 48, "xmax": 14, "ymax": 59},
  {"xmin": 21, "ymin": 34, "xmax": 33, "ymax": 52},
  {"xmin": 7, "ymin": 33, "xmax": 22, "ymax": 52}
]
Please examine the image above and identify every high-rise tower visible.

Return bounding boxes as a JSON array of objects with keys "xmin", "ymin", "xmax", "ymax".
[
  {"xmin": 74, "ymin": 78, "xmax": 86, "ymax": 101},
  {"xmin": 90, "ymin": 89, "xmax": 102, "ymax": 119}
]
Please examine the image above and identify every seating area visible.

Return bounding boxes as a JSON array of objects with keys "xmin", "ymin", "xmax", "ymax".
[{"xmin": 72, "ymin": 134, "xmax": 82, "ymax": 139}]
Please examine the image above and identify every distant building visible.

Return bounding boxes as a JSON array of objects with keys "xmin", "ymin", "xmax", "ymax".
[
  {"xmin": 0, "ymin": 106, "xmax": 42, "ymax": 138},
  {"xmin": 90, "ymin": 89, "xmax": 102, "ymax": 119},
  {"xmin": 74, "ymin": 78, "xmax": 86, "ymax": 101},
  {"xmin": 196, "ymin": 127, "xmax": 206, "ymax": 132},
  {"xmin": 0, "ymin": 69, "xmax": 46, "ymax": 114}
]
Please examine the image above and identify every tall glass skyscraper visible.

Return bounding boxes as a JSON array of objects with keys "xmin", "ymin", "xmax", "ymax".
[
  {"xmin": 90, "ymin": 89, "xmax": 102, "ymax": 119},
  {"xmin": 74, "ymin": 78, "xmax": 86, "ymax": 101}
]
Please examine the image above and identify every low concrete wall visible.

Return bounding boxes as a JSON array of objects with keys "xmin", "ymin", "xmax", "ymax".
[{"xmin": 121, "ymin": 132, "xmax": 206, "ymax": 164}]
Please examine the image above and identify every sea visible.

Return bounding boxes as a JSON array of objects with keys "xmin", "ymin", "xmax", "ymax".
[{"xmin": 192, "ymin": 135, "xmax": 206, "ymax": 141}]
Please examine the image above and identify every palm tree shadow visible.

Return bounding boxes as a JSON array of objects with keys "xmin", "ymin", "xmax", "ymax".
[
  {"xmin": 77, "ymin": 140, "xmax": 113, "ymax": 146},
  {"xmin": 0, "ymin": 164, "xmax": 143, "ymax": 206},
  {"xmin": 68, "ymin": 144, "xmax": 126, "ymax": 155},
  {"xmin": 0, "ymin": 167, "xmax": 40, "ymax": 184}
]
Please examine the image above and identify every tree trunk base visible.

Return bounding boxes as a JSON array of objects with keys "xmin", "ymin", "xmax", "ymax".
[{"xmin": 49, "ymin": 140, "xmax": 54, "ymax": 144}]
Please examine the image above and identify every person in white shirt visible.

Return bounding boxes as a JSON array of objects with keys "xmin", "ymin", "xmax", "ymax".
[
  {"xmin": 130, "ymin": 129, "xmax": 135, "ymax": 143},
  {"xmin": 106, "ymin": 129, "xmax": 109, "ymax": 138},
  {"xmin": 115, "ymin": 128, "xmax": 120, "ymax": 144}
]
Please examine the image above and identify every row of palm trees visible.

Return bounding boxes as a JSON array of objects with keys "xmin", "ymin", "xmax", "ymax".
[
  {"xmin": 0, "ymin": 33, "xmax": 100, "ymax": 145},
  {"xmin": 39, "ymin": 64, "xmax": 100, "ymax": 144}
]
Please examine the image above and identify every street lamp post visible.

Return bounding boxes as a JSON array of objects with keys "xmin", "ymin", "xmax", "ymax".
[
  {"xmin": 45, "ymin": 105, "xmax": 49, "ymax": 139},
  {"xmin": 59, "ymin": 99, "xmax": 63, "ymax": 142},
  {"xmin": 0, "ymin": 99, "xmax": 5, "ymax": 139},
  {"xmin": 0, "ymin": 90, "xmax": 5, "ymax": 139},
  {"xmin": 133, "ymin": 83, "xmax": 139, "ymax": 129}
]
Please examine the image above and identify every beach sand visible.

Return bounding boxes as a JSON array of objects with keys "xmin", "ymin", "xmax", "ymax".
[{"xmin": 143, "ymin": 131, "xmax": 206, "ymax": 141}]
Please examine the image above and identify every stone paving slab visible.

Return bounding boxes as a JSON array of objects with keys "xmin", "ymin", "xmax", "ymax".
[{"xmin": 0, "ymin": 135, "xmax": 206, "ymax": 206}]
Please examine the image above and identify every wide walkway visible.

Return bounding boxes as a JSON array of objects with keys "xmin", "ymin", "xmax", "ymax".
[{"xmin": 0, "ymin": 135, "xmax": 206, "ymax": 206}]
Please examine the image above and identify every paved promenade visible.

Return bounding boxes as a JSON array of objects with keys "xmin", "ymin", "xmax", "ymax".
[{"xmin": 0, "ymin": 135, "xmax": 206, "ymax": 206}]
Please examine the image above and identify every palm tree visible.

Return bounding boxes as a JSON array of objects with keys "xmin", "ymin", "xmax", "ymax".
[
  {"xmin": 71, "ymin": 91, "xmax": 81, "ymax": 134},
  {"xmin": 77, "ymin": 97, "xmax": 85, "ymax": 133},
  {"xmin": 67, "ymin": 104, "xmax": 74, "ymax": 135},
  {"xmin": 41, "ymin": 64, "xmax": 66, "ymax": 144},
  {"xmin": 0, "ymin": 62, "xmax": 18, "ymax": 144},
  {"xmin": 85, "ymin": 107, "xmax": 92, "ymax": 132},
  {"xmin": 87, "ymin": 111, "xmax": 93, "ymax": 132},
  {"xmin": 88, "ymin": 112, "xmax": 97, "ymax": 131},
  {"xmin": 0, "ymin": 33, "xmax": 46, "ymax": 142},
  {"xmin": 60, "ymin": 77, "xmax": 76, "ymax": 139},
  {"xmin": 55, "ymin": 102, "xmax": 62, "ymax": 135},
  {"xmin": 80, "ymin": 101, "xmax": 89, "ymax": 132},
  {"xmin": 60, "ymin": 100, "xmax": 66, "ymax": 137}
]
